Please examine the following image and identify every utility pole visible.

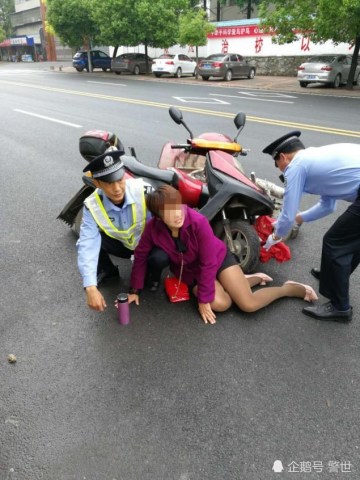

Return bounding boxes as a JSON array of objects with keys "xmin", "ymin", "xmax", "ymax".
[
  {"xmin": 40, "ymin": 0, "xmax": 56, "ymax": 60},
  {"xmin": 247, "ymin": 0, "xmax": 252, "ymax": 19},
  {"xmin": 217, "ymin": 1, "xmax": 221, "ymax": 21},
  {"xmin": 203, "ymin": 0, "xmax": 208, "ymax": 19}
]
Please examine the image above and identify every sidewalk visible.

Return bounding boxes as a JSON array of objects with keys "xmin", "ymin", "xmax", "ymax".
[
  {"xmin": 2, "ymin": 60, "xmax": 360, "ymax": 97},
  {"xmin": 58, "ymin": 63, "xmax": 360, "ymax": 97},
  {"xmin": 227, "ymin": 74, "xmax": 360, "ymax": 96}
]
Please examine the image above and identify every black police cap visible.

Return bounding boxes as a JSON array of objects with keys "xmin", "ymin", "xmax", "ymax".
[
  {"xmin": 83, "ymin": 149, "xmax": 125, "ymax": 183},
  {"xmin": 263, "ymin": 131, "xmax": 304, "ymax": 160}
]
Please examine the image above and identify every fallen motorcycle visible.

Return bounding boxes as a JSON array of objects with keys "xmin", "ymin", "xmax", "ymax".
[
  {"xmin": 160, "ymin": 108, "xmax": 299, "ymax": 243},
  {"xmin": 159, "ymin": 108, "xmax": 284, "ymax": 209},
  {"xmin": 166, "ymin": 106, "xmax": 278, "ymax": 272}
]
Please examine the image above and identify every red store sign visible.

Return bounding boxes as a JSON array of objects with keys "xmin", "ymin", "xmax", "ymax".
[
  {"xmin": 0, "ymin": 39, "xmax": 11, "ymax": 47},
  {"xmin": 208, "ymin": 25, "xmax": 276, "ymax": 38}
]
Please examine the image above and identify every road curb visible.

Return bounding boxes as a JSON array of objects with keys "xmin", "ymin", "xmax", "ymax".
[{"xmin": 55, "ymin": 65, "xmax": 360, "ymax": 97}]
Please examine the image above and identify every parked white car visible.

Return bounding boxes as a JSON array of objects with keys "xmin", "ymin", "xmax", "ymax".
[{"xmin": 152, "ymin": 54, "xmax": 197, "ymax": 78}]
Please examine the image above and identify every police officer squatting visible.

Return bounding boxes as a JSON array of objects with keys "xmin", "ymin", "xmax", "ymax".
[{"xmin": 76, "ymin": 150, "xmax": 165, "ymax": 312}]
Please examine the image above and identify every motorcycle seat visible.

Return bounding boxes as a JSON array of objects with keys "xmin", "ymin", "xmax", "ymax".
[{"xmin": 122, "ymin": 155, "xmax": 175, "ymax": 184}]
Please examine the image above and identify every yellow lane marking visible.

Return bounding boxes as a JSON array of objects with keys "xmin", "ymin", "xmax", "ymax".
[{"xmin": 2, "ymin": 80, "xmax": 360, "ymax": 138}]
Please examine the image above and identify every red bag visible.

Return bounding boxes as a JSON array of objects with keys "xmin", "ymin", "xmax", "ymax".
[
  {"xmin": 164, "ymin": 277, "xmax": 190, "ymax": 303},
  {"xmin": 164, "ymin": 253, "xmax": 190, "ymax": 303},
  {"xmin": 255, "ymin": 215, "xmax": 291, "ymax": 264}
]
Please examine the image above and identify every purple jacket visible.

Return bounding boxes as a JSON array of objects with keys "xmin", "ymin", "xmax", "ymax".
[{"xmin": 130, "ymin": 206, "xmax": 227, "ymax": 303}]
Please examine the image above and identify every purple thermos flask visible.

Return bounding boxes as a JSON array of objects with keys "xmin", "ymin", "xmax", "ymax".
[{"xmin": 117, "ymin": 293, "xmax": 130, "ymax": 325}]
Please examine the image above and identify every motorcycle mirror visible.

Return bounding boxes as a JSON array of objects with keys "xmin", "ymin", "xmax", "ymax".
[
  {"xmin": 169, "ymin": 106, "xmax": 194, "ymax": 139},
  {"xmin": 233, "ymin": 112, "xmax": 246, "ymax": 142},
  {"xmin": 234, "ymin": 112, "xmax": 246, "ymax": 129},
  {"xmin": 169, "ymin": 106, "xmax": 183, "ymax": 124}
]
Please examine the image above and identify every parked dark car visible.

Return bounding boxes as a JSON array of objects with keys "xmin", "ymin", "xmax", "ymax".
[
  {"xmin": 111, "ymin": 53, "xmax": 153, "ymax": 75},
  {"xmin": 198, "ymin": 53, "xmax": 256, "ymax": 81},
  {"xmin": 72, "ymin": 50, "xmax": 111, "ymax": 72}
]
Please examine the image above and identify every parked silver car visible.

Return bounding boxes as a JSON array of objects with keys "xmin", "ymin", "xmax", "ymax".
[
  {"xmin": 198, "ymin": 53, "xmax": 256, "ymax": 82},
  {"xmin": 297, "ymin": 54, "xmax": 360, "ymax": 88}
]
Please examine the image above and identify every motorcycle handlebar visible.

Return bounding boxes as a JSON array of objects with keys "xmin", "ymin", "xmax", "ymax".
[{"xmin": 171, "ymin": 144, "xmax": 191, "ymax": 150}]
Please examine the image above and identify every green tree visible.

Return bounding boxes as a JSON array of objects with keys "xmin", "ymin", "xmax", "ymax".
[
  {"xmin": 92, "ymin": 0, "xmax": 191, "ymax": 68},
  {"xmin": 0, "ymin": 25, "xmax": 5, "ymax": 43},
  {"xmin": 0, "ymin": 0, "xmax": 15, "ymax": 38},
  {"xmin": 46, "ymin": 0, "xmax": 99, "ymax": 49},
  {"xmin": 92, "ymin": 0, "xmax": 139, "ymax": 51},
  {"xmin": 259, "ymin": 0, "xmax": 360, "ymax": 89},
  {"xmin": 219, "ymin": 0, "xmax": 261, "ymax": 20},
  {"xmin": 178, "ymin": 9, "xmax": 215, "ymax": 77}
]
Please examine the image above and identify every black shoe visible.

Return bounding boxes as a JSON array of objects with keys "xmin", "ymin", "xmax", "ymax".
[
  {"xmin": 302, "ymin": 301, "xmax": 352, "ymax": 323},
  {"xmin": 145, "ymin": 271, "xmax": 161, "ymax": 292},
  {"xmin": 310, "ymin": 267, "xmax": 321, "ymax": 280},
  {"xmin": 97, "ymin": 267, "xmax": 119, "ymax": 286},
  {"xmin": 148, "ymin": 281, "xmax": 160, "ymax": 292}
]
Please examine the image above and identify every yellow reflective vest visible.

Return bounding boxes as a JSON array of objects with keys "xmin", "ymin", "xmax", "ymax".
[{"xmin": 84, "ymin": 178, "xmax": 147, "ymax": 250}]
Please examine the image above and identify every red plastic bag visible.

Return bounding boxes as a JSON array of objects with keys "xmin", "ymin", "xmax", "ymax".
[
  {"xmin": 164, "ymin": 277, "xmax": 190, "ymax": 303},
  {"xmin": 255, "ymin": 216, "xmax": 291, "ymax": 263},
  {"xmin": 259, "ymin": 242, "xmax": 291, "ymax": 263}
]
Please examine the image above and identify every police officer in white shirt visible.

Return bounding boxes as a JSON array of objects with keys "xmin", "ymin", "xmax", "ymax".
[{"xmin": 263, "ymin": 131, "xmax": 360, "ymax": 322}]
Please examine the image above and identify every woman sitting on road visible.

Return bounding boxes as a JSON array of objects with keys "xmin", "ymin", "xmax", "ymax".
[{"xmin": 128, "ymin": 185, "xmax": 317, "ymax": 324}]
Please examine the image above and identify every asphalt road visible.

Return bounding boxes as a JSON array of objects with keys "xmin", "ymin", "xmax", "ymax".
[{"xmin": 1, "ymin": 62, "xmax": 360, "ymax": 480}]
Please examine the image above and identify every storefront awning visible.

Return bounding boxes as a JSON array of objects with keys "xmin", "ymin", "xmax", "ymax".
[{"xmin": 0, "ymin": 36, "xmax": 34, "ymax": 48}]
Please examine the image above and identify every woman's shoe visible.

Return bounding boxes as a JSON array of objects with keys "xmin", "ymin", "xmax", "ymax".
[
  {"xmin": 284, "ymin": 281, "xmax": 319, "ymax": 302},
  {"xmin": 245, "ymin": 273, "xmax": 273, "ymax": 286}
]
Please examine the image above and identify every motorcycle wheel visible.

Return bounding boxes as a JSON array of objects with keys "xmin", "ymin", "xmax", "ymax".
[
  {"xmin": 214, "ymin": 220, "xmax": 260, "ymax": 273},
  {"xmin": 72, "ymin": 207, "xmax": 83, "ymax": 237}
]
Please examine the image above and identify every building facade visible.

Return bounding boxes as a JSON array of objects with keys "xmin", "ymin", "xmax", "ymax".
[
  {"xmin": 112, "ymin": 17, "xmax": 355, "ymax": 76},
  {"xmin": 0, "ymin": 0, "xmax": 72, "ymax": 61},
  {"xmin": 206, "ymin": 19, "xmax": 356, "ymax": 75},
  {"xmin": 208, "ymin": 0, "xmax": 260, "ymax": 22},
  {"xmin": 11, "ymin": 0, "xmax": 42, "ymax": 43}
]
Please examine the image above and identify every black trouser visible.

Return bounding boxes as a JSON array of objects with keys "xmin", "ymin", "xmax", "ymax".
[
  {"xmin": 97, "ymin": 234, "xmax": 133, "ymax": 274},
  {"xmin": 98, "ymin": 233, "xmax": 170, "ymax": 282},
  {"xmin": 319, "ymin": 190, "xmax": 360, "ymax": 308}
]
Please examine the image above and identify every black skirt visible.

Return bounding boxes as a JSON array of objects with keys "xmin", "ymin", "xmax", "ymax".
[{"xmin": 217, "ymin": 249, "xmax": 238, "ymax": 276}]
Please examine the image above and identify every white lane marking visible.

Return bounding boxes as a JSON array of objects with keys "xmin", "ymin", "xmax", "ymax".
[
  {"xmin": 13, "ymin": 109, "xmax": 83, "ymax": 128},
  {"xmin": 209, "ymin": 93, "xmax": 294, "ymax": 104},
  {"xmin": 173, "ymin": 96, "xmax": 230, "ymax": 104},
  {"xmin": 0, "ymin": 69, "xmax": 52, "ymax": 75},
  {"xmin": 87, "ymin": 81, "xmax": 127, "ymax": 86},
  {"xmin": 236, "ymin": 91, "xmax": 296, "ymax": 98}
]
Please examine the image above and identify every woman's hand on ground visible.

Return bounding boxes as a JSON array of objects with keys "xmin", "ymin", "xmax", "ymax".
[
  {"xmin": 198, "ymin": 302, "xmax": 216, "ymax": 324},
  {"xmin": 114, "ymin": 294, "xmax": 139, "ymax": 308},
  {"xmin": 128, "ymin": 294, "xmax": 139, "ymax": 305}
]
